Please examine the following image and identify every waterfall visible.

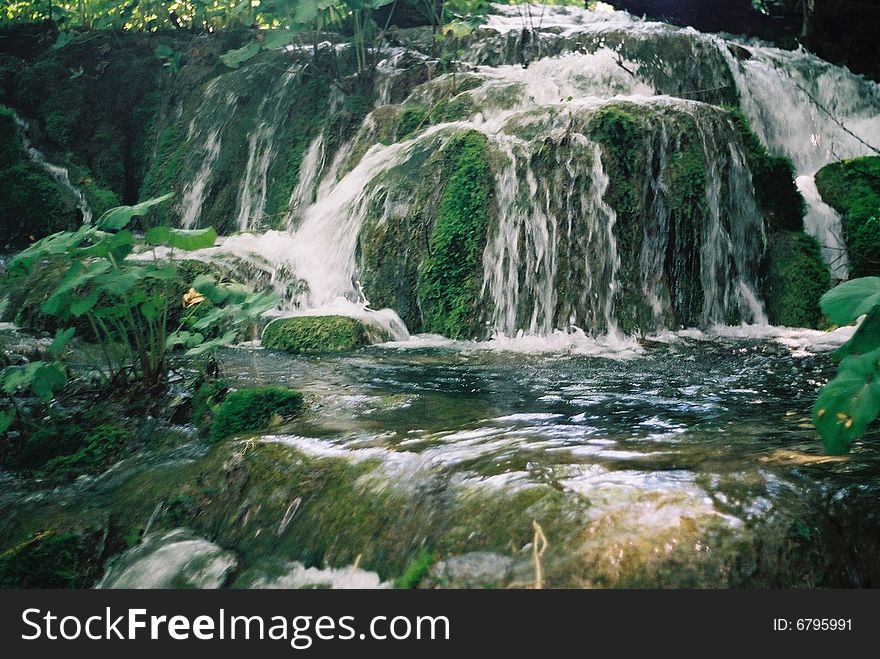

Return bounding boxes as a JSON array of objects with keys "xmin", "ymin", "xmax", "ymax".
[
  {"xmin": 482, "ymin": 135, "xmax": 622, "ymax": 337},
  {"xmin": 285, "ymin": 134, "xmax": 325, "ymax": 230},
  {"xmin": 13, "ymin": 113, "xmax": 92, "ymax": 224},
  {"xmin": 156, "ymin": 3, "xmax": 880, "ymax": 339},
  {"xmin": 724, "ymin": 44, "xmax": 880, "ymax": 279},
  {"xmin": 179, "ymin": 128, "xmax": 222, "ymax": 229}
]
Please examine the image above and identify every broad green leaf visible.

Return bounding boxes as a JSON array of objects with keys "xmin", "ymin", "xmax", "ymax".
[
  {"xmin": 145, "ymin": 226, "xmax": 217, "ymax": 251},
  {"xmin": 0, "ymin": 363, "xmax": 39, "ymax": 395},
  {"xmin": 99, "ymin": 267, "xmax": 145, "ymax": 297},
  {"xmin": 96, "ymin": 193, "xmax": 174, "ymax": 231},
  {"xmin": 191, "ymin": 275, "xmax": 229, "ymax": 305},
  {"xmin": 835, "ymin": 306, "xmax": 880, "ymax": 360},
  {"xmin": 219, "ymin": 41, "xmax": 261, "ymax": 69},
  {"xmin": 813, "ymin": 348, "xmax": 880, "ymax": 455},
  {"xmin": 70, "ymin": 291, "xmax": 99, "ymax": 317},
  {"xmin": 184, "ymin": 330, "xmax": 239, "ymax": 356},
  {"xmin": 31, "ymin": 363, "xmax": 67, "ymax": 402},
  {"xmin": 52, "ymin": 31, "xmax": 75, "ymax": 50},
  {"xmin": 144, "ymin": 265, "xmax": 178, "ymax": 280},
  {"xmin": 820, "ymin": 277, "xmax": 880, "ymax": 325},
  {"xmin": 48, "ymin": 328, "xmax": 75, "ymax": 357},
  {"xmin": 0, "ymin": 408, "xmax": 14, "ymax": 434}
]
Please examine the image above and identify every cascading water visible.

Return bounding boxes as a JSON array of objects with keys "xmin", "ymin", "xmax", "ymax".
[
  {"xmin": 12, "ymin": 113, "xmax": 92, "ymax": 224},
  {"xmin": 163, "ymin": 3, "xmax": 880, "ymax": 340}
]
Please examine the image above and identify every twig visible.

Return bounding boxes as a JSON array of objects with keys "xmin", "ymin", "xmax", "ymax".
[{"xmin": 532, "ymin": 520, "xmax": 548, "ymax": 589}]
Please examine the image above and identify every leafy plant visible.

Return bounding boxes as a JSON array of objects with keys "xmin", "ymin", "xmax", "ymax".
[
  {"xmin": 813, "ymin": 277, "xmax": 880, "ymax": 454},
  {"xmin": 6, "ymin": 194, "xmax": 278, "ymax": 391}
]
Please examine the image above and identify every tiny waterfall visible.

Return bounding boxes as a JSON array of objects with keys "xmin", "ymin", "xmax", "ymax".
[
  {"xmin": 236, "ymin": 67, "xmax": 301, "ymax": 232},
  {"xmin": 180, "ymin": 128, "xmax": 222, "ymax": 229},
  {"xmin": 285, "ymin": 134, "xmax": 325, "ymax": 229},
  {"xmin": 482, "ymin": 136, "xmax": 622, "ymax": 337},
  {"xmin": 13, "ymin": 113, "xmax": 92, "ymax": 223}
]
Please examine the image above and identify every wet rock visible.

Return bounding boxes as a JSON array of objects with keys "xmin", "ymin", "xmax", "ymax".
[
  {"xmin": 427, "ymin": 552, "xmax": 531, "ymax": 589},
  {"xmin": 261, "ymin": 315, "xmax": 389, "ymax": 354},
  {"xmin": 97, "ymin": 529, "xmax": 238, "ymax": 589}
]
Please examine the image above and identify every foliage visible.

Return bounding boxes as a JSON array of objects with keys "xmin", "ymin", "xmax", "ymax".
[
  {"xmin": 763, "ymin": 231, "xmax": 831, "ymax": 328},
  {"xmin": 814, "ymin": 156, "xmax": 880, "ymax": 278},
  {"xmin": 418, "ymin": 130, "xmax": 493, "ymax": 338},
  {"xmin": 261, "ymin": 315, "xmax": 377, "ymax": 353},
  {"xmin": 6, "ymin": 194, "xmax": 277, "ymax": 389},
  {"xmin": 813, "ymin": 277, "xmax": 880, "ymax": 454},
  {"xmin": 210, "ymin": 386, "xmax": 304, "ymax": 441}
]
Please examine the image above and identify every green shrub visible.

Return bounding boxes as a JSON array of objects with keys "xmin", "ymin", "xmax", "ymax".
[
  {"xmin": 210, "ymin": 387, "xmax": 304, "ymax": 441},
  {"xmin": 262, "ymin": 315, "xmax": 378, "ymax": 354}
]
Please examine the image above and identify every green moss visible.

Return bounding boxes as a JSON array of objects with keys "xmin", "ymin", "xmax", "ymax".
[
  {"xmin": 587, "ymin": 103, "xmax": 654, "ymax": 333},
  {"xmin": 396, "ymin": 105, "xmax": 429, "ymax": 140},
  {"xmin": 190, "ymin": 378, "xmax": 230, "ymax": 431},
  {"xmin": 417, "ymin": 131, "xmax": 494, "ymax": 338},
  {"xmin": 662, "ymin": 138, "xmax": 707, "ymax": 327},
  {"xmin": 815, "ymin": 156, "xmax": 880, "ymax": 277},
  {"xmin": 728, "ymin": 108, "xmax": 804, "ymax": 232},
  {"xmin": 0, "ymin": 105, "xmax": 81, "ymax": 249},
  {"xmin": 262, "ymin": 315, "xmax": 379, "ymax": 354},
  {"xmin": 762, "ymin": 231, "xmax": 831, "ymax": 328},
  {"xmin": 210, "ymin": 386, "xmax": 304, "ymax": 441},
  {"xmin": 0, "ymin": 531, "xmax": 95, "ymax": 588},
  {"xmin": 39, "ymin": 424, "xmax": 132, "ymax": 479}
]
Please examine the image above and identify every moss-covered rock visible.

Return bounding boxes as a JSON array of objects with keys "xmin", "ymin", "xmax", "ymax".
[
  {"xmin": 40, "ymin": 424, "xmax": 132, "ymax": 479},
  {"xmin": 815, "ymin": 156, "xmax": 880, "ymax": 277},
  {"xmin": 418, "ymin": 131, "xmax": 495, "ymax": 339},
  {"xmin": 261, "ymin": 315, "xmax": 383, "ymax": 354},
  {"xmin": 210, "ymin": 386, "xmax": 304, "ymax": 441},
  {"xmin": 762, "ymin": 231, "xmax": 831, "ymax": 328},
  {"xmin": 0, "ymin": 530, "xmax": 109, "ymax": 588},
  {"xmin": 0, "ymin": 105, "xmax": 81, "ymax": 249},
  {"xmin": 729, "ymin": 109, "xmax": 805, "ymax": 233}
]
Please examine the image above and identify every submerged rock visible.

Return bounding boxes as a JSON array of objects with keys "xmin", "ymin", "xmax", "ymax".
[{"xmin": 261, "ymin": 315, "xmax": 389, "ymax": 354}]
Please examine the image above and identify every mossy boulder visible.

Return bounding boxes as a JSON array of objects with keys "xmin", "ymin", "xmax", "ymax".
[
  {"xmin": 762, "ymin": 231, "xmax": 831, "ymax": 328},
  {"xmin": 729, "ymin": 108, "xmax": 805, "ymax": 233},
  {"xmin": 210, "ymin": 386, "xmax": 304, "ymax": 441},
  {"xmin": 815, "ymin": 156, "xmax": 880, "ymax": 277},
  {"xmin": 0, "ymin": 530, "xmax": 108, "ymax": 588},
  {"xmin": 0, "ymin": 105, "xmax": 81, "ymax": 248},
  {"xmin": 262, "ymin": 315, "xmax": 386, "ymax": 354}
]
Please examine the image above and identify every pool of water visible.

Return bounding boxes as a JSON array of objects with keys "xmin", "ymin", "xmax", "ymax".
[{"xmin": 3, "ymin": 327, "xmax": 879, "ymax": 588}]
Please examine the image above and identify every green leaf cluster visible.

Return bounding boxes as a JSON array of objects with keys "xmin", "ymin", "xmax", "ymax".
[
  {"xmin": 813, "ymin": 277, "xmax": 880, "ymax": 454},
  {"xmin": 5, "ymin": 194, "xmax": 278, "ymax": 392}
]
